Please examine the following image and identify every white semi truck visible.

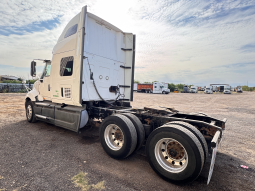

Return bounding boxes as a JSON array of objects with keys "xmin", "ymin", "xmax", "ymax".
[
  {"xmin": 212, "ymin": 86, "xmax": 217, "ymax": 92},
  {"xmin": 236, "ymin": 86, "xmax": 243, "ymax": 93},
  {"xmin": 136, "ymin": 82, "xmax": 170, "ymax": 94},
  {"xmin": 190, "ymin": 86, "xmax": 198, "ymax": 93},
  {"xmin": 25, "ymin": 6, "xmax": 226, "ymax": 184},
  {"xmin": 223, "ymin": 86, "xmax": 231, "ymax": 94},
  {"xmin": 153, "ymin": 82, "xmax": 170, "ymax": 94},
  {"xmin": 204, "ymin": 86, "xmax": 213, "ymax": 94}
]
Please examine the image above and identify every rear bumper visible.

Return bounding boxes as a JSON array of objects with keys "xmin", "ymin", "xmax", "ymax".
[
  {"xmin": 211, "ymin": 130, "xmax": 221, "ymax": 148},
  {"xmin": 207, "ymin": 119, "xmax": 226, "ymax": 184}
]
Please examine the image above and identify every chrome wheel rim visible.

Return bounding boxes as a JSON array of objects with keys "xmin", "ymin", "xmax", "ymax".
[
  {"xmin": 155, "ymin": 138, "xmax": 188, "ymax": 173},
  {"xmin": 26, "ymin": 105, "xmax": 32, "ymax": 120},
  {"xmin": 104, "ymin": 124, "xmax": 124, "ymax": 151}
]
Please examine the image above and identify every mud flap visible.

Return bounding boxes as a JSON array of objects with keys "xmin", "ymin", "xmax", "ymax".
[{"xmin": 207, "ymin": 130, "xmax": 221, "ymax": 185}]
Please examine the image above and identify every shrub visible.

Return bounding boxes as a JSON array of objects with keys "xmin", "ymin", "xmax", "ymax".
[
  {"xmin": 242, "ymin": 86, "xmax": 255, "ymax": 91},
  {"xmin": 2, "ymin": 80, "xmax": 22, "ymax": 83},
  {"xmin": 26, "ymin": 79, "xmax": 38, "ymax": 84},
  {"xmin": 168, "ymin": 83, "xmax": 175, "ymax": 92}
]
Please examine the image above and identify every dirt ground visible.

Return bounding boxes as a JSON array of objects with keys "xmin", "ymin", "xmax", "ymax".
[{"xmin": 0, "ymin": 92, "xmax": 255, "ymax": 191}]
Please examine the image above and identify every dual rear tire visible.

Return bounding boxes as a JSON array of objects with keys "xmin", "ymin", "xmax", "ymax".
[
  {"xmin": 99, "ymin": 114, "xmax": 145, "ymax": 159},
  {"xmin": 146, "ymin": 124, "xmax": 205, "ymax": 183},
  {"xmin": 100, "ymin": 115, "xmax": 206, "ymax": 183}
]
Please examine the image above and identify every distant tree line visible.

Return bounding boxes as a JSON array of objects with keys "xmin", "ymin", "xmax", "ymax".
[
  {"xmin": 168, "ymin": 83, "xmax": 194, "ymax": 92},
  {"xmin": 242, "ymin": 86, "xmax": 255, "ymax": 91}
]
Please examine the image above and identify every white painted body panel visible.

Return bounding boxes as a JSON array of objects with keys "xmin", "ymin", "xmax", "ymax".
[
  {"xmin": 133, "ymin": 83, "xmax": 138, "ymax": 91},
  {"xmin": 82, "ymin": 13, "xmax": 134, "ymax": 101},
  {"xmin": 164, "ymin": 83, "xmax": 169, "ymax": 89},
  {"xmin": 25, "ymin": 80, "xmax": 44, "ymax": 101}
]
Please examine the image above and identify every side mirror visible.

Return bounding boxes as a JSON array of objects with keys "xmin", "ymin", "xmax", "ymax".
[{"xmin": 31, "ymin": 61, "xmax": 36, "ymax": 77}]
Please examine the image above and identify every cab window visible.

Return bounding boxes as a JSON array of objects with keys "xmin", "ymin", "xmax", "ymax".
[
  {"xmin": 64, "ymin": 24, "xmax": 78, "ymax": 38},
  {"xmin": 45, "ymin": 64, "xmax": 51, "ymax": 76},
  {"xmin": 60, "ymin": 56, "xmax": 73, "ymax": 76},
  {"xmin": 41, "ymin": 62, "xmax": 51, "ymax": 79}
]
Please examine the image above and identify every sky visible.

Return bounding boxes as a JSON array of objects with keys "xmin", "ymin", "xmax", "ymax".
[{"xmin": 0, "ymin": 0, "xmax": 254, "ymax": 86}]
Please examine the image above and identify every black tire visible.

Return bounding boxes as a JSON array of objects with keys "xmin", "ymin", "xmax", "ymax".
[
  {"xmin": 25, "ymin": 100, "xmax": 37, "ymax": 123},
  {"xmin": 100, "ymin": 114, "xmax": 137, "ymax": 159},
  {"xmin": 162, "ymin": 91, "xmax": 165, "ymax": 94},
  {"xmin": 146, "ymin": 124, "xmax": 204, "ymax": 184},
  {"xmin": 121, "ymin": 113, "xmax": 145, "ymax": 151},
  {"xmin": 166, "ymin": 121, "xmax": 208, "ymax": 163}
]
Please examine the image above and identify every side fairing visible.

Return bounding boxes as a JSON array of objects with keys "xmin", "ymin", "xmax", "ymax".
[
  {"xmin": 82, "ymin": 13, "xmax": 135, "ymax": 102},
  {"xmin": 50, "ymin": 7, "xmax": 86, "ymax": 106}
]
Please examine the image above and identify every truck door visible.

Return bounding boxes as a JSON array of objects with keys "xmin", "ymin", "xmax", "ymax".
[{"xmin": 38, "ymin": 62, "xmax": 52, "ymax": 100}]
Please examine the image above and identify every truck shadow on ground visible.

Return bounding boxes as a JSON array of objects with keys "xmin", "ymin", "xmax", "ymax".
[{"xmin": 1, "ymin": 120, "xmax": 254, "ymax": 191}]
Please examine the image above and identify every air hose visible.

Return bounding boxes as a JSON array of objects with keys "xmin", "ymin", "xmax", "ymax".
[{"xmin": 85, "ymin": 57, "xmax": 123, "ymax": 106}]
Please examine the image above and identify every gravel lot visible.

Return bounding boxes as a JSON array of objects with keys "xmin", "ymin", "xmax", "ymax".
[{"xmin": 0, "ymin": 92, "xmax": 254, "ymax": 191}]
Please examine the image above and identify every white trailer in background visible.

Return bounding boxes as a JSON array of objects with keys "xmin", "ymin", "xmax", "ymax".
[{"xmin": 24, "ymin": 5, "xmax": 227, "ymax": 185}]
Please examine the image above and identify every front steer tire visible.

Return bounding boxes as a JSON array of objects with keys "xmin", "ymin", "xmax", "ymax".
[
  {"xmin": 100, "ymin": 114, "xmax": 137, "ymax": 159},
  {"xmin": 25, "ymin": 100, "xmax": 37, "ymax": 123},
  {"xmin": 146, "ymin": 124, "xmax": 204, "ymax": 184}
]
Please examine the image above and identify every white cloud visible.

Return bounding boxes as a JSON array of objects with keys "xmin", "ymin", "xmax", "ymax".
[{"xmin": 0, "ymin": 0, "xmax": 96, "ymax": 69}]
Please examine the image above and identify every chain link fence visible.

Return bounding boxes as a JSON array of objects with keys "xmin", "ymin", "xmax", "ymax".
[{"xmin": 0, "ymin": 83, "xmax": 33, "ymax": 93}]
